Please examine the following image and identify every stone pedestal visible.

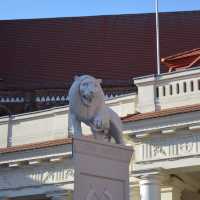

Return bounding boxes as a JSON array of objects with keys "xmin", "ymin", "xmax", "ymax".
[{"xmin": 73, "ymin": 136, "xmax": 133, "ymax": 200}]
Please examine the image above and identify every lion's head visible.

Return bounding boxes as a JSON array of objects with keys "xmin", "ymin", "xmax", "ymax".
[
  {"xmin": 78, "ymin": 76, "xmax": 102, "ymax": 106},
  {"xmin": 69, "ymin": 75, "xmax": 104, "ymax": 108}
]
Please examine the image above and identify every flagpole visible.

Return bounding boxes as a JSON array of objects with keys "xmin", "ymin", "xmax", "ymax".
[{"xmin": 155, "ymin": 0, "xmax": 160, "ymax": 75}]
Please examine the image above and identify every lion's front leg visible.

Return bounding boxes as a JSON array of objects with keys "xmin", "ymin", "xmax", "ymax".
[
  {"xmin": 89, "ymin": 120, "xmax": 104, "ymax": 140},
  {"xmin": 93, "ymin": 115, "xmax": 103, "ymax": 130},
  {"xmin": 68, "ymin": 110, "xmax": 82, "ymax": 137},
  {"xmin": 90, "ymin": 113, "xmax": 110, "ymax": 142},
  {"xmin": 94, "ymin": 109, "xmax": 110, "ymax": 129}
]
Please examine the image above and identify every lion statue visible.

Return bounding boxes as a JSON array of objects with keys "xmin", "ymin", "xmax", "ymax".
[{"xmin": 68, "ymin": 75, "xmax": 124, "ymax": 145}]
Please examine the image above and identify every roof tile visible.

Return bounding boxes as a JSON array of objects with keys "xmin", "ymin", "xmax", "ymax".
[
  {"xmin": 122, "ymin": 104, "xmax": 200, "ymax": 122},
  {"xmin": 0, "ymin": 138, "xmax": 72, "ymax": 154},
  {"xmin": 1, "ymin": 11, "xmax": 200, "ymax": 90}
]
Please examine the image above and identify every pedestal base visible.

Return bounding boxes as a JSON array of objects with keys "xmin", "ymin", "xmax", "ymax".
[{"xmin": 73, "ymin": 136, "xmax": 133, "ymax": 200}]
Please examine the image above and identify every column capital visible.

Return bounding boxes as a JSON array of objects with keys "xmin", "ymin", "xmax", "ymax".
[
  {"xmin": 139, "ymin": 174, "xmax": 163, "ymax": 185},
  {"xmin": 140, "ymin": 173, "xmax": 161, "ymax": 179}
]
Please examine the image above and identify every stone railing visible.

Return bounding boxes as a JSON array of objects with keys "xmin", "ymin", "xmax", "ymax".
[
  {"xmin": 134, "ymin": 67, "xmax": 200, "ymax": 113},
  {"xmin": 155, "ymin": 75, "xmax": 200, "ymax": 110},
  {"xmin": 0, "ymin": 93, "xmax": 137, "ymax": 148}
]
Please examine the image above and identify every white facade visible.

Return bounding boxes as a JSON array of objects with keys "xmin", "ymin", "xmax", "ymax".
[
  {"xmin": 0, "ymin": 93, "xmax": 137, "ymax": 148},
  {"xmin": 1, "ymin": 67, "xmax": 200, "ymax": 199}
]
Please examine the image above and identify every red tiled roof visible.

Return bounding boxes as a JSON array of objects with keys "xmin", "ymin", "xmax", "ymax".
[
  {"xmin": 0, "ymin": 138, "xmax": 72, "ymax": 154},
  {"xmin": 122, "ymin": 104, "xmax": 200, "ymax": 122},
  {"xmin": 161, "ymin": 48, "xmax": 200, "ymax": 72},
  {"xmin": 1, "ymin": 11, "xmax": 200, "ymax": 90}
]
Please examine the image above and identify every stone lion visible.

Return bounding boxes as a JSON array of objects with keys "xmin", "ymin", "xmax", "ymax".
[{"xmin": 68, "ymin": 75, "xmax": 124, "ymax": 144}]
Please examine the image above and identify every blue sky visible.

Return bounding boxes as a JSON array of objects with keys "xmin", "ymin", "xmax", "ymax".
[{"xmin": 1, "ymin": 0, "xmax": 200, "ymax": 20}]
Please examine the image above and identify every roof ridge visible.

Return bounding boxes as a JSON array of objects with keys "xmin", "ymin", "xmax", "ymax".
[
  {"xmin": 0, "ymin": 138, "xmax": 72, "ymax": 154},
  {"xmin": 122, "ymin": 104, "xmax": 200, "ymax": 122},
  {"xmin": 1, "ymin": 10, "xmax": 200, "ymax": 22}
]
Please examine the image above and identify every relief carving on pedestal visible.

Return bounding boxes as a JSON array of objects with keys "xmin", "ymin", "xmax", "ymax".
[{"xmin": 86, "ymin": 185, "xmax": 113, "ymax": 200}]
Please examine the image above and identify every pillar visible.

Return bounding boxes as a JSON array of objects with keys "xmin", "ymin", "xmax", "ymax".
[
  {"xmin": 139, "ymin": 175, "xmax": 161, "ymax": 200},
  {"xmin": 73, "ymin": 136, "xmax": 133, "ymax": 200},
  {"xmin": 130, "ymin": 186, "xmax": 140, "ymax": 200}
]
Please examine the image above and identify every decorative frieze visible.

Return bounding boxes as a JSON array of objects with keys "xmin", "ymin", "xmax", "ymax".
[
  {"xmin": 35, "ymin": 96, "xmax": 69, "ymax": 103},
  {"xmin": 135, "ymin": 134, "xmax": 200, "ymax": 162},
  {"xmin": 0, "ymin": 165, "xmax": 74, "ymax": 190},
  {"xmin": 0, "ymin": 93, "xmax": 128, "ymax": 104},
  {"xmin": 29, "ymin": 167, "xmax": 74, "ymax": 184},
  {"xmin": 0, "ymin": 97, "xmax": 24, "ymax": 103}
]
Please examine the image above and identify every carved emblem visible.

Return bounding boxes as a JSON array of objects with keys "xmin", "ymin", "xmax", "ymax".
[
  {"xmin": 42, "ymin": 171, "xmax": 54, "ymax": 182},
  {"xmin": 152, "ymin": 144, "xmax": 167, "ymax": 156},
  {"xmin": 41, "ymin": 168, "xmax": 74, "ymax": 183},
  {"xmin": 179, "ymin": 137, "xmax": 193, "ymax": 154},
  {"xmin": 65, "ymin": 168, "xmax": 74, "ymax": 177}
]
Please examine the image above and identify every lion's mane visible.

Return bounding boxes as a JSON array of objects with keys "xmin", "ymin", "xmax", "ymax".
[{"xmin": 68, "ymin": 75, "xmax": 105, "ymax": 123}]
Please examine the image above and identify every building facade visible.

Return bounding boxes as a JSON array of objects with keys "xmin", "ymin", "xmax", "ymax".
[{"xmin": 1, "ymin": 66, "xmax": 200, "ymax": 199}]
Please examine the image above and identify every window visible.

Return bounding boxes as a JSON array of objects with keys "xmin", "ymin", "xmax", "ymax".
[
  {"xmin": 176, "ymin": 83, "xmax": 180, "ymax": 94},
  {"xmin": 190, "ymin": 81, "xmax": 194, "ymax": 92},
  {"xmin": 169, "ymin": 85, "xmax": 173, "ymax": 95},
  {"xmin": 183, "ymin": 82, "xmax": 187, "ymax": 93},
  {"xmin": 156, "ymin": 87, "xmax": 159, "ymax": 98},
  {"xmin": 198, "ymin": 80, "xmax": 200, "ymax": 90},
  {"xmin": 163, "ymin": 86, "xmax": 166, "ymax": 96}
]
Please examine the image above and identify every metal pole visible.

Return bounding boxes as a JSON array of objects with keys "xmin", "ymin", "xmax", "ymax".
[{"xmin": 155, "ymin": 0, "xmax": 160, "ymax": 75}]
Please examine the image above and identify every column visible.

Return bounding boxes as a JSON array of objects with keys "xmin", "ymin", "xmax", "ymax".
[
  {"xmin": 139, "ymin": 175, "xmax": 161, "ymax": 200},
  {"xmin": 46, "ymin": 191, "xmax": 72, "ymax": 200},
  {"xmin": 130, "ymin": 186, "xmax": 140, "ymax": 200}
]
